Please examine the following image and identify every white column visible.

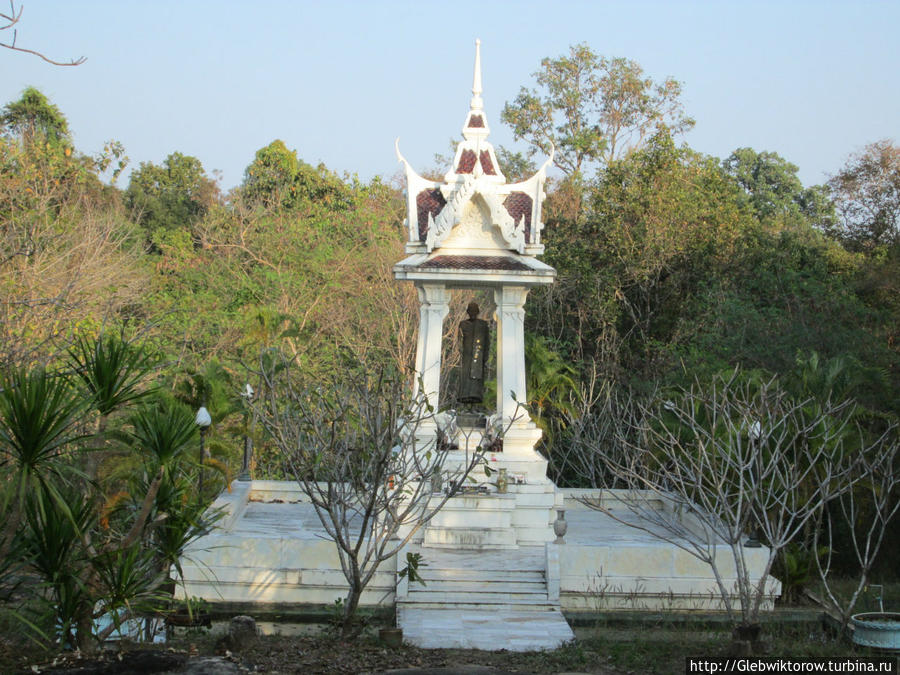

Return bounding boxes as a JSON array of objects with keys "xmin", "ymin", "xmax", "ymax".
[
  {"xmin": 493, "ymin": 285, "xmax": 530, "ymax": 426},
  {"xmin": 414, "ymin": 283, "xmax": 450, "ymax": 410}
]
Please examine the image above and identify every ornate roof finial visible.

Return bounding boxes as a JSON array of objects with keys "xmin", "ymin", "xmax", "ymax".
[
  {"xmin": 460, "ymin": 38, "xmax": 493, "ymax": 151},
  {"xmin": 471, "ymin": 38, "xmax": 483, "ymax": 112}
]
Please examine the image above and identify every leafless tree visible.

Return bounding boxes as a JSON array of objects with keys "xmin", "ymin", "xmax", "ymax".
[
  {"xmin": 253, "ymin": 351, "xmax": 497, "ymax": 637},
  {"xmin": 571, "ymin": 371, "xmax": 862, "ymax": 635},
  {"xmin": 813, "ymin": 428, "xmax": 899, "ymax": 628},
  {"xmin": 1, "ymin": 1, "xmax": 85, "ymax": 66},
  {"xmin": 549, "ymin": 364, "xmax": 642, "ymax": 487}
]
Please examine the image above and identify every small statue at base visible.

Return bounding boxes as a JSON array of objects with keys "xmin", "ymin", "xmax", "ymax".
[{"xmin": 457, "ymin": 301, "xmax": 489, "ymax": 405}]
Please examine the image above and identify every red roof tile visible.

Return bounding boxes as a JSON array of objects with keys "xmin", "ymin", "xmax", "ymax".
[
  {"xmin": 416, "ymin": 188, "xmax": 446, "ymax": 241},
  {"xmin": 416, "ymin": 255, "xmax": 531, "ymax": 271},
  {"xmin": 504, "ymin": 192, "xmax": 533, "ymax": 243}
]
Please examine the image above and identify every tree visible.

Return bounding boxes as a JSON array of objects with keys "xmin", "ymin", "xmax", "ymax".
[
  {"xmin": 240, "ymin": 139, "xmax": 353, "ymax": 212},
  {"xmin": 501, "ymin": 43, "xmax": 693, "ymax": 180},
  {"xmin": 531, "ymin": 130, "xmax": 746, "ymax": 372},
  {"xmin": 125, "ymin": 152, "xmax": 219, "ymax": 242},
  {"xmin": 828, "ymin": 139, "xmax": 900, "ymax": 251},
  {"xmin": 254, "ymin": 353, "xmax": 494, "ymax": 637},
  {"xmin": 0, "ymin": 90, "xmax": 147, "ymax": 371},
  {"xmin": 571, "ymin": 370, "xmax": 867, "ymax": 647},
  {"xmin": 723, "ymin": 147, "xmax": 836, "ymax": 230},
  {"xmin": 0, "ymin": 2, "xmax": 85, "ymax": 66},
  {"xmin": 813, "ymin": 434, "xmax": 899, "ymax": 630},
  {"xmin": 0, "ymin": 86, "xmax": 70, "ymax": 148},
  {"xmin": 0, "ymin": 336, "xmax": 220, "ymax": 652}
]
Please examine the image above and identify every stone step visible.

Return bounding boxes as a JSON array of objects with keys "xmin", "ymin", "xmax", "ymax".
[
  {"xmin": 428, "ymin": 508, "xmax": 512, "ymax": 530},
  {"xmin": 403, "ymin": 590, "xmax": 550, "ymax": 605},
  {"xmin": 410, "ymin": 579, "xmax": 546, "ymax": 593},
  {"xmin": 419, "ymin": 569, "xmax": 545, "ymax": 583},
  {"xmin": 429, "ymin": 493, "xmax": 517, "ymax": 509},
  {"xmin": 397, "ymin": 607, "xmax": 574, "ymax": 651},
  {"xmin": 398, "ymin": 600, "xmax": 557, "ymax": 612},
  {"xmin": 423, "ymin": 526, "xmax": 518, "ymax": 550}
]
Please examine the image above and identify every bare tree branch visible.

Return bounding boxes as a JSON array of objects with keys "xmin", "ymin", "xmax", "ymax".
[
  {"xmin": 250, "ymin": 350, "xmax": 513, "ymax": 637},
  {"xmin": 0, "ymin": 1, "xmax": 85, "ymax": 66},
  {"xmin": 567, "ymin": 370, "xmax": 865, "ymax": 636}
]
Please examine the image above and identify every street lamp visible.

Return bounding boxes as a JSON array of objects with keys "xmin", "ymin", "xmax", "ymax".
[
  {"xmin": 195, "ymin": 406, "xmax": 212, "ymax": 495},
  {"xmin": 239, "ymin": 384, "xmax": 254, "ymax": 481}
]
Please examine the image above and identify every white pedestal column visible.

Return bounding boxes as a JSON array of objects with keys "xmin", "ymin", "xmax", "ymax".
[
  {"xmin": 493, "ymin": 285, "xmax": 530, "ymax": 426},
  {"xmin": 492, "ymin": 285, "xmax": 547, "ymax": 488},
  {"xmin": 414, "ymin": 283, "xmax": 450, "ymax": 411}
]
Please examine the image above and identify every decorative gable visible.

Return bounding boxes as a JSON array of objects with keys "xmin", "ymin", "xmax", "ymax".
[{"xmin": 395, "ymin": 40, "xmax": 553, "ymax": 258}]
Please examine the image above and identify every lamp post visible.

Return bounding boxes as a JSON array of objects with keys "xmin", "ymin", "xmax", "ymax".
[
  {"xmin": 195, "ymin": 406, "xmax": 212, "ymax": 496},
  {"xmin": 239, "ymin": 383, "xmax": 254, "ymax": 481}
]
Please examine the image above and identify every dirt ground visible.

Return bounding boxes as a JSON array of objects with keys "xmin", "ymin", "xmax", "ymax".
[
  {"xmin": 2, "ymin": 611, "xmax": 875, "ymax": 674},
  {"xmin": 0, "ymin": 631, "xmax": 625, "ymax": 674}
]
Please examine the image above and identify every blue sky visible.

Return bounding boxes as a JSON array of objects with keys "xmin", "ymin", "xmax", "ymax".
[{"xmin": 3, "ymin": 1, "xmax": 898, "ymax": 191}]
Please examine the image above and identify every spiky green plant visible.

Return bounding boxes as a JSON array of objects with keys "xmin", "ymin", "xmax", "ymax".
[
  {"xmin": 67, "ymin": 332, "xmax": 157, "ymax": 418},
  {"xmin": 128, "ymin": 403, "xmax": 197, "ymax": 472},
  {"xmin": 0, "ymin": 367, "xmax": 83, "ymax": 494}
]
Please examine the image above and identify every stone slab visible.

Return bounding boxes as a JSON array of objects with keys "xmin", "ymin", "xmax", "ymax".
[{"xmin": 398, "ymin": 607, "xmax": 574, "ymax": 651}]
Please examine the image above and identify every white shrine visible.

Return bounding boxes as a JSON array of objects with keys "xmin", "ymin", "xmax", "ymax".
[
  {"xmin": 392, "ymin": 39, "xmax": 560, "ymax": 550},
  {"xmin": 176, "ymin": 41, "xmax": 780, "ymax": 652}
]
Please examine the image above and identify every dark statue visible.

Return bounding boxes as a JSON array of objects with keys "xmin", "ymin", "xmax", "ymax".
[{"xmin": 458, "ymin": 301, "xmax": 489, "ymax": 405}]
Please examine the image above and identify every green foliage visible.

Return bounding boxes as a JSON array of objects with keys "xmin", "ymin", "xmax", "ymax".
[
  {"xmin": 67, "ymin": 331, "xmax": 157, "ymax": 417},
  {"xmin": 524, "ymin": 334, "xmax": 578, "ymax": 447},
  {"xmin": 20, "ymin": 482, "xmax": 95, "ymax": 646},
  {"xmin": 774, "ymin": 543, "xmax": 829, "ymax": 604},
  {"xmin": 495, "ymin": 145, "xmax": 537, "ymax": 183},
  {"xmin": 128, "ymin": 402, "xmax": 197, "ymax": 471},
  {"xmin": 0, "ymin": 332, "xmax": 218, "ymax": 651},
  {"xmin": 397, "ymin": 551, "xmax": 427, "ymax": 587},
  {"xmin": 533, "ymin": 129, "xmax": 746, "ymax": 375},
  {"xmin": 828, "ymin": 139, "xmax": 900, "ymax": 252},
  {"xmin": 501, "ymin": 44, "xmax": 693, "ymax": 179},
  {"xmin": 0, "ymin": 367, "xmax": 83, "ymax": 500},
  {"xmin": 125, "ymin": 152, "xmax": 218, "ymax": 242},
  {"xmin": 1, "ymin": 87, "xmax": 70, "ymax": 148},
  {"xmin": 676, "ymin": 228, "xmax": 898, "ymax": 414},
  {"xmin": 240, "ymin": 139, "xmax": 354, "ymax": 212},
  {"xmin": 723, "ymin": 147, "xmax": 836, "ymax": 230}
]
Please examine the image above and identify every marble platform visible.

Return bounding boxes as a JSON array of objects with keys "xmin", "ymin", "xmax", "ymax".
[{"xmin": 178, "ymin": 481, "xmax": 780, "ymax": 650}]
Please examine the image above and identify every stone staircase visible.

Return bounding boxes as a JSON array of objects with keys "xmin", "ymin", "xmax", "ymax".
[
  {"xmin": 420, "ymin": 482, "xmax": 558, "ymax": 549},
  {"xmin": 397, "ymin": 545, "xmax": 574, "ymax": 651},
  {"xmin": 422, "ymin": 493, "xmax": 518, "ymax": 550}
]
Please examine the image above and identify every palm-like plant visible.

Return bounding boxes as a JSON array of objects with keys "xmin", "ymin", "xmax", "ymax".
[
  {"xmin": 126, "ymin": 403, "xmax": 223, "ymax": 617},
  {"xmin": 128, "ymin": 404, "xmax": 197, "ymax": 472},
  {"xmin": 67, "ymin": 332, "xmax": 157, "ymax": 481},
  {"xmin": 67, "ymin": 332, "xmax": 157, "ymax": 419},
  {"xmin": 20, "ymin": 482, "xmax": 95, "ymax": 648},
  {"xmin": 0, "ymin": 366, "xmax": 84, "ymax": 565},
  {"xmin": 0, "ymin": 367, "xmax": 83, "ymax": 488},
  {"xmin": 0, "ymin": 357, "xmax": 226, "ymax": 652}
]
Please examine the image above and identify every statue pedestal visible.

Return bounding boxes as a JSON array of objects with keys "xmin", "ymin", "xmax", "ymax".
[{"xmin": 422, "ymin": 420, "xmax": 555, "ymax": 548}]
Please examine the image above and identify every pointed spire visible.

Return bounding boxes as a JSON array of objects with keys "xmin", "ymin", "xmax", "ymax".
[
  {"xmin": 451, "ymin": 40, "xmax": 504, "ymax": 183},
  {"xmin": 471, "ymin": 38, "xmax": 483, "ymax": 112},
  {"xmin": 461, "ymin": 38, "xmax": 491, "ymax": 144}
]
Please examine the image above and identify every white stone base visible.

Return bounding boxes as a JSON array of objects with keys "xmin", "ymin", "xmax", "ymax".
[
  {"xmin": 556, "ymin": 490, "xmax": 782, "ymax": 613},
  {"xmin": 177, "ymin": 481, "xmax": 781, "ymax": 620}
]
